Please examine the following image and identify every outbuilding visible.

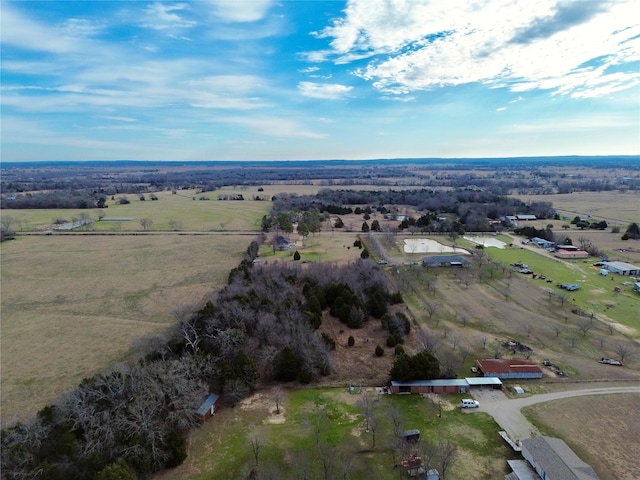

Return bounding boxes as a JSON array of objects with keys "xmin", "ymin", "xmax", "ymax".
[
  {"xmin": 196, "ymin": 393, "xmax": 220, "ymax": 423},
  {"xmin": 390, "ymin": 379, "xmax": 469, "ymax": 394},
  {"xmin": 475, "ymin": 359, "xmax": 543, "ymax": 379},
  {"xmin": 422, "ymin": 255, "xmax": 472, "ymax": 268},
  {"xmin": 602, "ymin": 261, "xmax": 640, "ymax": 276}
]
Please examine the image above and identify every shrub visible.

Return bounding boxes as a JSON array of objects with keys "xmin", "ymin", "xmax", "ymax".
[
  {"xmin": 348, "ymin": 335, "xmax": 355, "ymax": 347},
  {"xmin": 375, "ymin": 344, "xmax": 384, "ymax": 357},
  {"xmin": 394, "ymin": 345, "xmax": 405, "ymax": 356},
  {"xmin": 321, "ymin": 332, "xmax": 336, "ymax": 350},
  {"xmin": 386, "ymin": 335, "xmax": 398, "ymax": 348}
]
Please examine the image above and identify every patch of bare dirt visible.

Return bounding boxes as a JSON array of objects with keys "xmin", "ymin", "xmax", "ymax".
[{"xmin": 315, "ymin": 305, "xmax": 422, "ymax": 387}]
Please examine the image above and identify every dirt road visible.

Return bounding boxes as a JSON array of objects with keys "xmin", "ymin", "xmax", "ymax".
[{"xmin": 467, "ymin": 386, "xmax": 640, "ymax": 441}]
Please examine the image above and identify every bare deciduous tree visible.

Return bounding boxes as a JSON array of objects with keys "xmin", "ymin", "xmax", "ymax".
[
  {"xmin": 272, "ymin": 386, "xmax": 283, "ymax": 415},
  {"xmin": 140, "ymin": 218, "xmax": 153, "ymax": 230},
  {"xmin": 424, "ymin": 302, "xmax": 440, "ymax": 318},
  {"xmin": 168, "ymin": 219, "xmax": 183, "ymax": 231},
  {"xmin": 615, "ymin": 342, "xmax": 632, "ymax": 364},
  {"xmin": 437, "ymin": 439, "xmax": 458, "ymax": 480},
  {"xmin": 249, "ymin": 436, "xmax": 262, "ymax": 466},
  {"xmin": 579, "ymin": 319, "xmax": 594, "ymax": 337}
]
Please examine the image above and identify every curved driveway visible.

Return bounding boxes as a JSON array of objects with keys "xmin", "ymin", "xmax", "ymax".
[{"xmin": 467, "ymin": 386, "xmax": 640, "ymax": 441}]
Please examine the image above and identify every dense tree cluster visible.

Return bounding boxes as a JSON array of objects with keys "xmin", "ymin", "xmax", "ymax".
[
  {"xmin": 389, "ymin": 350, "xmax": 441, "ymax": 381},
  {"xmin": 1, "ymin": 243, "xmax": 401, "ymax": 479}
]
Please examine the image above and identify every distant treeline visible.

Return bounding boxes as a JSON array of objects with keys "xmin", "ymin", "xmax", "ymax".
[{"xmin": 2, "ymin": 157, "xmax": 638, "ymax": 203}]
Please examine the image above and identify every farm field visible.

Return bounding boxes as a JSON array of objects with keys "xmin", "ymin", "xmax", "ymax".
[
  {"xmin": 0, "ymin": 233, "xmax": 250, "ymax": 421},
  {"xmin": 524, "ymin": 393, "xmax": 640, "ymax": 480},
  {"xmin": 157, "ymin": 387, "xmax": 515, "ymax": 480},
  {"xmin": 511, "ymin": 190, "xmax": 640, "ymax": 225},
  {"xmin": 6, "ymin": 187, "xmax": 272, "ymax": 233}
]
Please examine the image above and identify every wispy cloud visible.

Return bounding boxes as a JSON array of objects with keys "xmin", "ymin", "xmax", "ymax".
[
  {"xmin": 298, "ymin": 82, "xmax": 353, "ymax": 100},
  {"xmin": 141, "ymin": 3, "xmax": 195, "ymax": 31},
  {"xmin": 205, "ymin": 0, "xmax": 274, "ymax": 23}
]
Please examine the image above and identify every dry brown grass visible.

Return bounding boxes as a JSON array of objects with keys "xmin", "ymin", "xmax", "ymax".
[
  {"xmin": 0, "ymin": 234, "xmax": 249, "ymax": 421},
  {"xmin": 524, "ymin": 394, "xmax": 640, "ymax": 480},
  {"xmin": 512, "ymin": 190, "xmax": 640, "ymax": 225}
]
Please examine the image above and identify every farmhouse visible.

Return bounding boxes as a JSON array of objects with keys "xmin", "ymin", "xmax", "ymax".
[
  {"xmin": 475, "ymin": 359, "xmax": 543, "ymax": 379},
  {"xmin": 554, "ymin": 249, "xmax": 589, "ymax": 259},
  {"xmin": 505, "ymin": 436, "xmax": 601, "ymax": 480},
  {"xmin": 602, "ymin": 261, "xmax": 640, "ymax": 276},
  {"xmin": 422, "ymin": 255, "xmax": 472, "ymax": 268},
  {"xmin": 196, "ymin": 393, "xmax": 219, "ymax": 423}
]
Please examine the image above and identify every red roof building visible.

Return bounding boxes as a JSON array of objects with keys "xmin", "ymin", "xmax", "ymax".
[{"xmin": 475, "ymin": 359, "xmax": 543, "ymax": 379}]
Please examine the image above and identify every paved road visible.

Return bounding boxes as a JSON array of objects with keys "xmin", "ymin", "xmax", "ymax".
[{"xmin": 466, "ymin": 386, "xmax": 640, "ymax": 441}]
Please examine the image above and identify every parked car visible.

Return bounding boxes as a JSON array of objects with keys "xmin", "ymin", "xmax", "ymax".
[
  {"xmin": 460, "ymin": 399, "xmax": 480, "ymax": 408},
  {"xmin": 599, "ymin": 358, "xmax": 622, "ymax": 366}
]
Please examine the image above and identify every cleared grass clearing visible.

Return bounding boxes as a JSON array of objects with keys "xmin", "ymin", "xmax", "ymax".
[
  {"xmin": 1, "ymin": 234, "xmax": 249, "ymax": 420},
  {"xmin": 157, "ymin": 387, "xmax": 512, "ymax": 480}
]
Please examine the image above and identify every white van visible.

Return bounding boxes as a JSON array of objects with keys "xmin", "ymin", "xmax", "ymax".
[{"xmin": 460, "ymin": 399, "xmax": 479, "ymax": 408}]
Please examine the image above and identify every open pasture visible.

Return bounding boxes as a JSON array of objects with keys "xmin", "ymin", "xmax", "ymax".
[
  {"xmin": 484, "ymin": 244, "xmax": 639, "ymax": 336},
  {"xmin": 524, "ymin": 393, "xmax": 640, "ymax": 480},
  {"xmin": 0, "ymin": 233, "xmax": 250, "ymax": 421},
  {"xmin": 5, "ymin": 188, "xmax": 272, "ymax": 233},
  {"xmin": 511, "ymin": 190, "xmax": 640, "ymax": 226}
]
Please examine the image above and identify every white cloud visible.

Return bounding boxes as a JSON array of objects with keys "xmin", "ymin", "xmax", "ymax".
[
  {"xmin": 214, "ymin": 116, "xmax": 326, "ymax": 139},
  {"xmin": 141, "ymin": 3, "xmax": 195, "ymax": 30},
  {"xmin": 205, "ymin": 0, "xmax": 274, "ymax": 23},
  {"xmin": 313, "ymin": 0, "xmax": 640, "ymax": 98},
  {"xmin": 298, "ymin": 82, "xmax": 353, "ymax": 100},
  {"xmin": 0, "ymin": 3, "xmax": 91, "ymax": 53}
]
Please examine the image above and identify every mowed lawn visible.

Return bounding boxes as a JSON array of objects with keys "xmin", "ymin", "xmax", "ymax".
[{"xmin": 0, "ymin": 234, "xmax": 251, "ymax": 421}]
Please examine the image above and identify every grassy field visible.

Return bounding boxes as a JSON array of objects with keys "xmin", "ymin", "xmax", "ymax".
[
  {"xmin": 5, "ymin": 188, "xmax": 272, "ymax": 232},
  {"xmin": 0, "ymin": 233, "xmax": 250, "ymax": 421},
  {"xmin": 511, "ymin": 191, "xmax": 640, "ymax": 226},
  {"xmin": 157, "ymin": 387, "xmax": 514, "ymax": 480},
  {"xmin": 524, "ymin": 393, "xmax": 640, "ymax": 480},
  {"xmin": 478, "ymin": 241, "xmax": 639, "ymax": 336}
]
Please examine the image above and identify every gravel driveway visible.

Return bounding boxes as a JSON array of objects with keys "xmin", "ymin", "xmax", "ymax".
[{"xmin": 462, "ymin": 386, "xmax": 640, "ymax": 441}]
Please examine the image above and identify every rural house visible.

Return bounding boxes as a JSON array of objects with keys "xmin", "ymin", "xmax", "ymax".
[
  {"xmin": 422, "ymin": 255, "xmax": 471, "ymax": 268},
  {"xmin": 196, "ymin": 393, "xmax": 219, "ymax": 423},
  {"xmin": 475, "ymin": 359, "xmax": 543, "ymax": 379},
  {"xmin": 505, "ymin": 436, "xmax": 600, "ymax": 480},
  {"xmin": 554, "ymin": 249, "xmax": 589, "ymax": 259}
]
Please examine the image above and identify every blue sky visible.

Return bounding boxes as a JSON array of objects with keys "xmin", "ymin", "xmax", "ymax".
[{"xmin": 1, "ymin": 0, "xmax": 639, "ymax": 161}]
